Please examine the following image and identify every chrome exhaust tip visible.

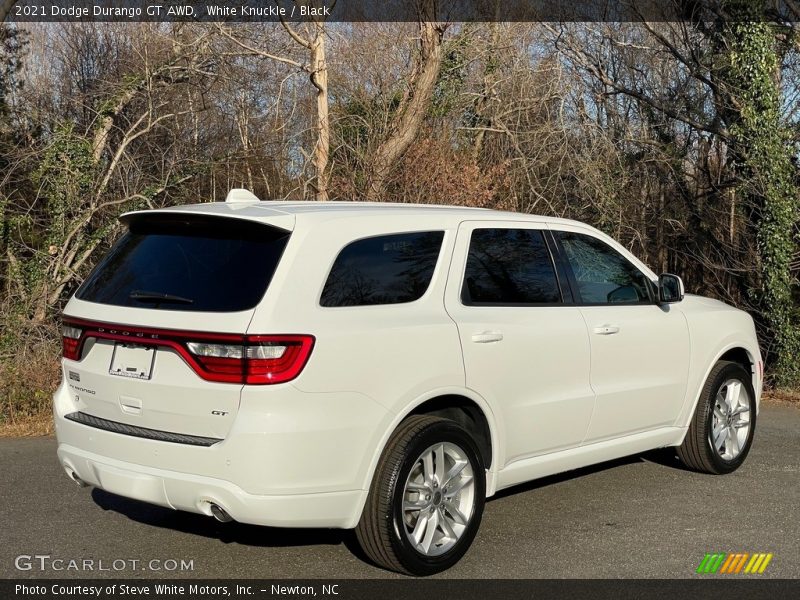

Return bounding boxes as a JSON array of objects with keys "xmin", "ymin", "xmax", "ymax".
[
  {"xmin": 209, "ymin": 503, "xmax": 233, "ymax": 523},
  {"xmin": 69, "ymin": 471, "xmax": 89, "ymax": 488}
]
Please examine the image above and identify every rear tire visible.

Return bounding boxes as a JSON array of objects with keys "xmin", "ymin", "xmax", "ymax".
[
  {"xmin": 355, "ymin": 415, "xmax": 486, "ymax": 576},
  {"xmin": 677, "ymin": 361, "xmax": 756, "ymax": 474}
]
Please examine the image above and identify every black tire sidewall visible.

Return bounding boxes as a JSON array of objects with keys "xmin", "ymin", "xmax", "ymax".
[
  {"xmin": 703, "ymin": 363, "xmax": 757, "ymax": 473},
  {"xmin": 387, "ymin": 421, "xmax": 486, "ymax": 576}
]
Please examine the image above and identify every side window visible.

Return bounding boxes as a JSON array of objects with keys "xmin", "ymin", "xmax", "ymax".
[
  {"xmin": 320, "ymin": 231, "xmax": 444, "ymax": 307},
  {"xmin": 462, "ymin": 228, "xmax": 562, "ymax": 305},
  {"xmin": 556, "ymin": 231, "xmax": 653, "ymax": 304}
]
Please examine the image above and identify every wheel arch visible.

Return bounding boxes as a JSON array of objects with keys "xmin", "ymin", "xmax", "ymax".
[
  {"xmin": 350, "ymin": 388, "xmax": 500, "ymax": 528},
  {"xmin": 406, "ymin": 394, "xmax": 494, "ymax": 471},
  {"xmin": 679, "ymin": 343, "xmax": 760, "ymax": 434},
  {"xmin": 717, "ymin": 347, "xmax": 755, "ymax": 376}
]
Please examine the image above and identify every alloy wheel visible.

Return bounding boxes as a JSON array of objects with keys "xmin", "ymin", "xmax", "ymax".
[
  {"xmin": 401, "ymin": 442, "xmax": 476, "ymax": 557},
  {"xmin": 710, "ymin": 378, "xmax": 752, "ymax": 461}
]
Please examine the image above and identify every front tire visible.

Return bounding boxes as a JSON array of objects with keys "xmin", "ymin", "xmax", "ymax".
[
  {"xmin": 677, "ymin": 361, "xmax": 756, "ymax": 474},
  {"xmin": 355, "ymin": 415, "xmax": 486, "ymax": 576}
]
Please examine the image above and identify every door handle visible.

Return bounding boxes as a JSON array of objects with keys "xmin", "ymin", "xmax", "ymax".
[
  {"xmin": 593, "ymin": 325, "xmax": 620, "ymax": 335},
  {"xmin": 471, "ymin": 332, "xmax": 504, "ymax": 343}
]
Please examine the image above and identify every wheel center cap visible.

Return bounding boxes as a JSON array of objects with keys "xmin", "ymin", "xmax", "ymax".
[{"xmin": 432, "ymin": 491, "xmax": 442, "ymax": 506}]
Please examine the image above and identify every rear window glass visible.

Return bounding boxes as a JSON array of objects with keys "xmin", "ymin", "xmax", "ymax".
[
  {"xmin": 462, "ymin": 228, "xmax": 562, "ymax": 305},
  {"xmin": 320, "ymin": 231, "xmax": 444, "ymax": 307},
  {"xmin": 76, "ymin": 214, "xmax": 290, "ymax": 312}
]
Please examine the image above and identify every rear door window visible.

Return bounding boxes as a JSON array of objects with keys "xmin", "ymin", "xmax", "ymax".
[
  {"xmin": 320, "ymin": 231, "xmax": 444, "ymax": 307},
  {"xmin": 462, "ymin": 228, "xmax": 562, "ymax": 305},
  {"xmin": 76, "ymin": 214, "xmax": 290, "ymax": 312}
]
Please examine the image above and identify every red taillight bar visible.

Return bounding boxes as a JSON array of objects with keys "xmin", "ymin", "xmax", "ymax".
[{"xmin": 61, "ymin": 317, "xmax": 314, "ymax": 385}]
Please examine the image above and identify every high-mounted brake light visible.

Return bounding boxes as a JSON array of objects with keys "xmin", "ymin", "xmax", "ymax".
[{"xmin": 60, "ymin": 318, "xmax": 314, "ymax": 385}]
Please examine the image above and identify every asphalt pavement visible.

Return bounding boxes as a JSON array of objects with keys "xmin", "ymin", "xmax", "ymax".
[{"xmin": 2, "ymin": 403, "xmax": 798, "ymax": 579}]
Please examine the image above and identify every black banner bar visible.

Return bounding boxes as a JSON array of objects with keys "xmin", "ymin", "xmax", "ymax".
[
  {"xmin": 4, "ymin": 579, "xmax": 800, "ymax": 600},
  {"xmin": 4, "ymin": 1, "xmax": 800, "ymax": 23}
]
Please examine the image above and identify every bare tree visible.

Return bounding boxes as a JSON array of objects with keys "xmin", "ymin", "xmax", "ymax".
[
  {"xmin": 29, "ymin": 26, "xmax": 221, "ymax": 320},
  {"xmin": 218, "ymin": 3, "xmax": 331, "ymax": 200},
  {"xmin": 365, "ymin": 1, "xmax": 448, "ymax": 201}
]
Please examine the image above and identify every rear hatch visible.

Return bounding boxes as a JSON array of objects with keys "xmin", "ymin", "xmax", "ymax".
[{"xmin": 61, "ymin": 211, "xmax": 294, "ymax": 440}]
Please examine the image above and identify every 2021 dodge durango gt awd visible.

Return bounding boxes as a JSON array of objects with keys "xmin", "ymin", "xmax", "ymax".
[{"xmin": 54, "ymin": 193, "xmax": 762, "ymax": 575}]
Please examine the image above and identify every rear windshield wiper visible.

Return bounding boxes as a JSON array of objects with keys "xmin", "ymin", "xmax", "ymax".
[{"xmin": 129, "ymin": 290, "xmax": 194, "ymax": 304}]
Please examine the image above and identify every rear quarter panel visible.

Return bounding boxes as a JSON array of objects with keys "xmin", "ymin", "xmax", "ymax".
[{"xmin": 246, "ymin": 213, "xmax": 471, "ymax": 492}]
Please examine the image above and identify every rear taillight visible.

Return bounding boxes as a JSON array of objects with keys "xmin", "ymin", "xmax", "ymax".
[
  {"xmin": 185, "ymin": 336, "xmax": 314, "ymax": 384},
  {"xmin": 60, "ymin": 318, "xmax": 314, "ymax": 385},
  {"xmin": 185, "ymin": 342, "xmax": 246, "ymax": 382},
  {"xmin": 62, "ymin": 325, "xmax": 82, "ymax": 360},
  {"xmin": 243, "ymin": 336, "xmax": 315, "ymax": 384}
]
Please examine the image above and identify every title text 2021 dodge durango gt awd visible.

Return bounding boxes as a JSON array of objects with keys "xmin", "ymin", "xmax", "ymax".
[{"xmin": 54, "ymin": 192, "xmax": 762, "ymax": 575}]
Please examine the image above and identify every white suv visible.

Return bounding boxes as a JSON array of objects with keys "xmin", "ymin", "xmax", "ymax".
[{"xmin": 55, "ymin": 193, "xmax": 761, "ymax": 575}]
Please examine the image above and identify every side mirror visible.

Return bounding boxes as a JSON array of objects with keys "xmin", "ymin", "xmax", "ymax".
[{"xmin": 658, "ymin": 273, "xmax": 684, "ymax": 303}]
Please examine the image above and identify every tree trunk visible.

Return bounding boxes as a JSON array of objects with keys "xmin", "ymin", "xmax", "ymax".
[
  {"xmin": 310, "ymin": 25, "xmax": 329, "ymax": 201},
  {"xmin": 92, "ymin": 87, "xmax": 138, "ymax": 163},
  {"xmin": 471, "ymin": 22, "xmax": 501, "ymax": 161},
  {"xmin": 366, "ymin": 13, "xmax": 447, "ymax": 201}
]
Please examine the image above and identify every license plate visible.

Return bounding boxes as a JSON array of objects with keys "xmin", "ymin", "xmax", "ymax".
[{"xmin": 109, "ymin": 343, "xmax": 155, "ymax": 380}]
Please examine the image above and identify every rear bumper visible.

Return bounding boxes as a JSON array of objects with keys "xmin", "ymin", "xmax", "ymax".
[
  {"xmin": 57, "ymin": 443, "xmax": 362, "ymax": 528},
  {"xmin": 53, "ymin": 379, "xmax": 391, "ymax": 528}
]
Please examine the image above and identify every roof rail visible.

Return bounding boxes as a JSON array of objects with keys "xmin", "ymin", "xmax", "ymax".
[{"xmin": 225, "ymin": 188, "xmax": 260, "ymax": 203}]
